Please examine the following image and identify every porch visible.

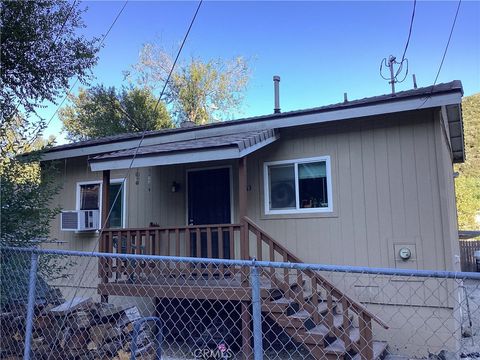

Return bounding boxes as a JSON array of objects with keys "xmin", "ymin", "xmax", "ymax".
[
  {"xmin": 96, "ymin": 217, "xmax": 388, "ymax": 360},
  {"xmin": 92, "ymin": 130, "xmax": 388, "ymax": 359}
]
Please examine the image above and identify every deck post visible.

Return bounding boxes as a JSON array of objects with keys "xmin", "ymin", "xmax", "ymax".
[
  {"xmin": 239, "ymin": 157, "xmax": 249, "ymax": 285},
  {"xmin": 102, "ymin": 170, "xmax": 110, "ymax": 229},
  {"xmin": 238, "ymin": 156, "xmax": 248, "ymax": 260},
  {"xmin": 101, "ymin": 170, "xmax": 110, "ymax": 303},
  {"xmin": 241, "ymin": 301, "xmax": 252, "ymax": 359}
]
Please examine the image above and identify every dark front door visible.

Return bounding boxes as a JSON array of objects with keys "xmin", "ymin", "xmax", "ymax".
[{"xmin": 188, "ymin": 168, "xmax": 231, "ymax": 258}]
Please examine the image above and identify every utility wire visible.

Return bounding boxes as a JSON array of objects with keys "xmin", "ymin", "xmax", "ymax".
[
  {"xmin": 28, "ymin": 0, "xmax": 128, "ymax": 145},
  {"xmin": 395, "ymin": 0, "xmax": 416, "ymax": 77},
  {"xmin": 10, "ymin": 0, "xmax": 77, "ymax": 119},
  {"xmin": 43, "ymin": 2, "xmax": 132, "ymax": 357},
  {"xmin": 53, "ymin": 0, "xmax": 78, "ymax": 46},
  {"xmin": 417, "ymin": 0, "xmax": 462, "ymax": 109},
  {"xmin": 379, "ymin": 0, "xmax": 416, "ymax": 86},
  {"xmin": 51, "ymin": 1, "xmax": 204, "ymax": 347},
  {"xmin": 98, "ymin": 0, "xmax": 203, "ymax": 247},
  {"xmin": 431, "ymin": 0, "xmax": 462, "ymax": 87},
  {"xmin": 8, "ymin": 0, "xmax": 78, "ymax": 148}
]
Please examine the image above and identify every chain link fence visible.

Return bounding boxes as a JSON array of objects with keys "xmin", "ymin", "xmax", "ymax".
[{"xmin": 1, "ymin": 246, "xmax": 479, "ymax": 360}]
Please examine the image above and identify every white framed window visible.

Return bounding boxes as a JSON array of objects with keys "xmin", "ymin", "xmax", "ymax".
[
  {"xmin": 263, "ymin": 156, "xmax": 333, "ymax": 215},
  {"xmin": 75, "ymin": 179, "xmax": 127, "ymax": 228}
]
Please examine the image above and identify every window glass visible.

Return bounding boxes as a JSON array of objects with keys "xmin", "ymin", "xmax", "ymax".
[
  {"xmin": 269, "ymin": 164, "xmax": 296, "ymax": 210},
  {"xmin": 80, "ymin": 184, "xmax": 100, "ymax": 210},
  {"xmin": 109, "ymin": 183, "xmax": 123, "ymax": 228},
  {"xmin": 298, "ymin": 162, "xmax": 328, "ymax": 208},
  {"xmin": 266, "ymin": 158, "xmax": 331, "ymax": 213}
]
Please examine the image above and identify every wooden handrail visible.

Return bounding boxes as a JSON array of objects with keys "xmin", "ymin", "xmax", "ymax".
[
  {"xmin": 104, "ymin": 223, "xmax": 242, "ymax": 232},
  {"xmin": 243, "ymin": 216, "xmax": 388, "ymax": 330}
]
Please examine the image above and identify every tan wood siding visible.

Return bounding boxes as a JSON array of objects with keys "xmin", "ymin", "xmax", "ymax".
[
  {"xmin": 48, "ymin": 109, "xmax": 459, "ymax": 272},
  {"xmin": 246, "ymin": 110, "xmax": 456, "ymax": 270}
]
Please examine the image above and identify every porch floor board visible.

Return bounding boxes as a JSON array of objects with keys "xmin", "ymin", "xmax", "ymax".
[{"xmin": 98, "ymin": 272, "xmax": 274, "ymax": 301}]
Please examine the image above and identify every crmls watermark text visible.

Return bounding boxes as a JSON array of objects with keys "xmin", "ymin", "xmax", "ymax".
[{"xmin": 193, "ymin": 348, "xmax": 234, "ymax": 359}]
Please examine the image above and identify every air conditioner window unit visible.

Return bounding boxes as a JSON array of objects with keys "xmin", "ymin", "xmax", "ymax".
[{"xmin": 61, "ymin": 210, "xmax": 100, "ymax": 231}]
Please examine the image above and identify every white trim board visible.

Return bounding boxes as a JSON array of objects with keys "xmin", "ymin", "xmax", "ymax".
[
  {"xmin": 41, "ymin": 91, "xmax": 462, "ymax": 162},
  {"xmin": 263, "ymin": 156, "xmax": 333, "ymax": 215},
  {"xmin": 90, "ymin": 133, "xmax": 278, "ymax": 171},
  {"xmin": 73, "ymin": 178, "xmax": 127, "ymax": 229}
]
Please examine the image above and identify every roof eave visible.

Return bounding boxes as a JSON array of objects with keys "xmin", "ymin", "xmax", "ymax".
[{"xmin": 41, "ymin": 88, "xmax": 463, "ymax": 162}]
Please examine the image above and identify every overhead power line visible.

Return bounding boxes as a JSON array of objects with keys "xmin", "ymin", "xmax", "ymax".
[
  {"xmin": 418, "ymin": 0, "xmax": 462, "ymax": 109},
  {"xmin": 32, "ymin": 0, "xmax": 129, "ymax": 142},
  {"xmin": 431, "ymin": 0, "xmax": 462, "ymax": 87},
  {"xmin": 379, "ymin": 0, "xmax": 417, "ymax": 93},
  {"xmin": 10, "ymin": 0, "xmax": 78, "ymax": 146},
  {"xmin": 396, "ymin": 0, "xmax": 416, "ymax": 77},
  {"xmin": 54, "ymin": 0, "xmax": 204, "ymax": 341},
  {"xmin": 100, "ymin": 0, "xmax": 203, "ymax": 242},
  {"xmin": 53, "ymin": 0, "xmax": 79, "ymax": 46}
]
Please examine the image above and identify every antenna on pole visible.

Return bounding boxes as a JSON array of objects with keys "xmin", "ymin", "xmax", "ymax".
[
  {"xmin": 388, "ymin": 56, "xmax": 396, "ymax": 94},
  {"xmin": 379, "ymin": 55, "xmax": 409, "ymax": 95}
]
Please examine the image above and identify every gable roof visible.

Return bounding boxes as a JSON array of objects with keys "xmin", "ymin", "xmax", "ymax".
[{"xmin": 41, "ymin": 80, "xmax": 464, "ymax": 163}]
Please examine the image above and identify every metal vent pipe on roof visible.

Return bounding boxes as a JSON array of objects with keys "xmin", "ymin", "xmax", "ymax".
[{"xmin": 273, "ymin": 75, "xmax": 281, "ymax": 114}]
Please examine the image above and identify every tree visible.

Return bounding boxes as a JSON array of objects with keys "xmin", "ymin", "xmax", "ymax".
[
  {"xmin": 60, "ymin": 85, "xmax": 173, "ymax": 142},
  {"xmin": 454, "ymin": 93, "xmax": 480, "ymax": 230},
  {"xmin": 0, "ymin": 117, "xmax": 69, "ymax": 308},
  {"xmin": 0, "ymin": 0, "xmax": 97, "ymax": 307},
  {"xmin": 126, "ymin": 43, "xmax": 250, "ymax": 125},
  {"xmin": 0, "ymin": 0, "xmax": 99, "ymax": 143}
]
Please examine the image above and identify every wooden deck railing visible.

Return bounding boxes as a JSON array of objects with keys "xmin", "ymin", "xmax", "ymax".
[
  {"xmin": 243, "ymin": 216, "xmax": 388, "ymax": 359},
  {"xmin": 99, "ymin": 223, "xmax": 242, "ymax": 282}
]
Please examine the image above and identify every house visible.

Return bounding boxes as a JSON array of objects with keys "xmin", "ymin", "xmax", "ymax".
[{"xmin": 40, "ymin": 80, "xmax": 465, "ymax": 359}]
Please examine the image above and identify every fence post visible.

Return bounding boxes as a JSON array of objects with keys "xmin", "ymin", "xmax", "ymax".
[
  {"xmin": 250, "ymin": 260, "xmax": 263, "ymax": 360},
  {"xmin": 23, "ymin": 251, "xmax": 39, "ymax": 360}
]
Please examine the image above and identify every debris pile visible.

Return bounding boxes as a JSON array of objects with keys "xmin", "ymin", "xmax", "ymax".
[{"xmin": 0, "ymin": 297, "xmax": 156, "ymax": 359}]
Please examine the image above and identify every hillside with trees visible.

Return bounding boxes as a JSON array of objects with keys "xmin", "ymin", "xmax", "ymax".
[{"xmin": 455, "ymin": 93, "xmax": 480, "ymax": 230}]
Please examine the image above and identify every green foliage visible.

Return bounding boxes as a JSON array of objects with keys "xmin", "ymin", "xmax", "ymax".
[
  {"xmin": 0, "ymin": 118, "xmax": 70, "ymax": 309},
  {"xmin": 0, "ymin": 0, "xmax": 98, "ymax": 134},
  {"xmin": 60, "ymin": 85, "xmax": 172, "ymax": 142},
  {"xmin": 1, "ymin": 118, "xmax": 60, "ymax": 247},
  {"xmin": 0, "ymin": 0, "xmax": 93, "ymax": 308},
  {"xmin": 455, "ymin": 93, "xmax": 480, "ymax": 230},
  {"xmin": 126, "ymin": 43, "xmax": 250, "ymax": 125}
]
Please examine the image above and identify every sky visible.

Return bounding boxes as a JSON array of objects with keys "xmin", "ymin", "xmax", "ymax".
[{"xmin": 40, "ymin": 0, "xmax": 480, "ymax": 144}]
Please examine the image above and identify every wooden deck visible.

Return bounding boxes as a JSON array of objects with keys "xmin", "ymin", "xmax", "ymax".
[{"xmin": 97, "ymin": 217, "xmax": 389, "ymax": 359}]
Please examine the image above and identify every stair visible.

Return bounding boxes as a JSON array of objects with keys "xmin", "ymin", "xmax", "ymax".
[
  {"xmin": 244, "ymin": 216, "xmax": 389, "ymax": 360},
  {"xmin": 262, "ymin": 291, "xmax": 387, "ymax": 359}
]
